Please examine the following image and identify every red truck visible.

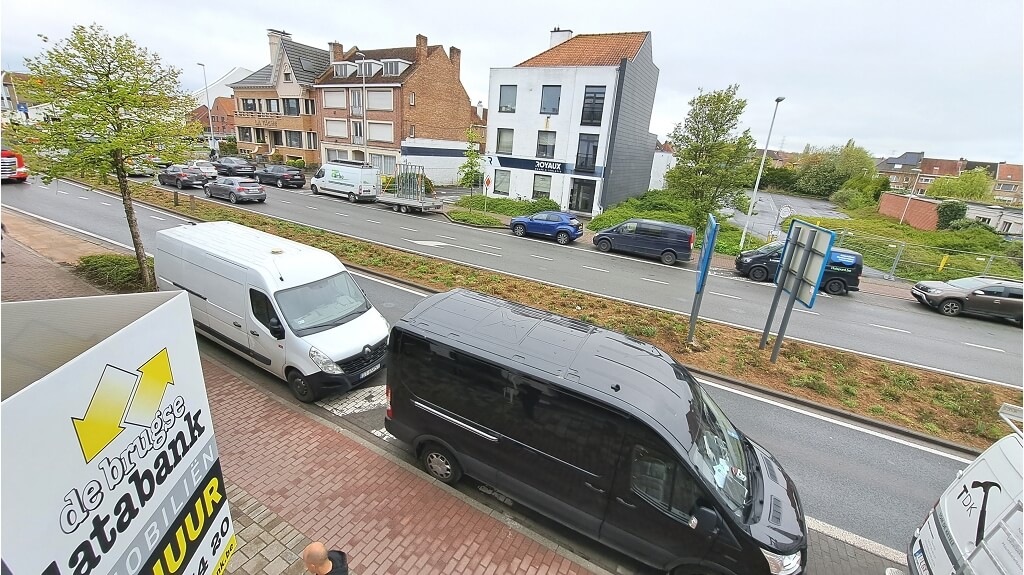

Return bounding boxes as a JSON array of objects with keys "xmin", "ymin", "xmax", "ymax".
[{"xmin": 1, "ymin": 148, "xmax": 29, "ymax": 183}]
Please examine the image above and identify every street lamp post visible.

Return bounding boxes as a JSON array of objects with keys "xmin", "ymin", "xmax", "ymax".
[
  {"xmin": 739, "ymin": 96, "xmax": 785, "ymax": 251},
  {"xmin": 899, "ymin": 168, "xmax": 923, "ymax": 225},
  {"xmin": 197, "ymin": 63, "xmax": 215, "ymax": 152},
  {"xmin": 356, "ymin": 51, "xmax": 369, "ymax": 166}
]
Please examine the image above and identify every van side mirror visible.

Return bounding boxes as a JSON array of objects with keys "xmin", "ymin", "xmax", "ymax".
[
  {"xmin": 688, "ymin": 506, "xmax": 719, "ymax": 537},
  {"xmin": 268, "ymin": 317, "xmax": 286, "ymax": 340}
]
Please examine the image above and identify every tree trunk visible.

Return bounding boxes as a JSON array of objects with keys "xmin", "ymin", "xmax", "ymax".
[{"xmin": 113, "ymin": 154, "xmax": 156, "ymax": 291}]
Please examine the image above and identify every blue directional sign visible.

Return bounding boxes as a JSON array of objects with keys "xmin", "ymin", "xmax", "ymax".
[
  {"xmin": 16, "ymin": 103, "xmax": 28, "ymax": 113},
  {"xmin": 695, "ymin": 214, "xmax": 719, "ymax": 294},
  {"xmin": 777, "ymin": 219, "xmax": 836, "ymax": 308}
]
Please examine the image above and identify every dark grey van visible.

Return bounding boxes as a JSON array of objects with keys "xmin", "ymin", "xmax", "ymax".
[
  {"xmin": 384, "ymin": 289, "xmax": 807, "ymax": 575},
  {"xmin": 735, "ymin": 241, "xmax": 863, "ymax": 295},
  {"xmin": 593, "ymin": 219, "xmax": 695, "ymax": 265}
]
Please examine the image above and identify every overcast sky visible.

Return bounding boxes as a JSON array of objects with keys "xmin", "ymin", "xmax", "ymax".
[{"xmin": 2, "ymin": 0, "xmax": 1021, "ymax": 163}]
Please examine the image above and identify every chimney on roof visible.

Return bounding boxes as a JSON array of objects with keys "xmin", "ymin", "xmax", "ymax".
[
  {"xmin": 476, "ymin": 100, "xmax": 483, "ymax": 120},
  {"xmin": 449, "ymin": 46, "xmax": 461, "ymax": 76},
  {"xmin": 267, "ymin": 29, "xmax": 291, "ymax": 65},
  {"xmin": 550, "ymin": 27, "xmax": 573, "ymax": 48},
  {"xmin": 329, "ymin": 41, "xmax": 344, "ymax": 63},
  {"xmin": 416, "ymin": 34, "xmax": 428, "ymax": 63}
]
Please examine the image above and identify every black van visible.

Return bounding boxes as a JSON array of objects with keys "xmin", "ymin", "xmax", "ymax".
[
  {"xmin": 593, "ymin": 219, "xmax": 695, "ymax": 265},
  {"xmin": 735, "ymin": 241, "xmax": 863, "ymax": 295},
  {"xmin": 384, "ymin": 289, "xmax": 807, "ymax": 575}
]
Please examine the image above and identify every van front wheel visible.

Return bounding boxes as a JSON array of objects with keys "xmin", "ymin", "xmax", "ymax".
[
  {"xmin": 288, "ymin": 371, "xmax": 318, "ymax": 403},
  {"xmin": 310, "ymin": 184, "xmax": 319, "ymax": 195},
  {"xmin": 596, "ymin": 239, "xmax": 612, "ymax": 252},
  {"xmin": 421, "ymin": 443, "xmax": 462, "ymax": 485}
]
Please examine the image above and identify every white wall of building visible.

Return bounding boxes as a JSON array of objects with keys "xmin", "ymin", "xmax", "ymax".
[
  {"xmin": 649, "ymin": 150, "xmax": 676, "ymax": 190},
  {"xmin": 400, "ymin": 137, "xmax": 470, "ymax": 185}
]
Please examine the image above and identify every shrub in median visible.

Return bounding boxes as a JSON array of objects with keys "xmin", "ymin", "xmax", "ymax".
[
  {"xmin": 454, "ymin": 195, "xmax": 559, "ymax": 216},
  {"xmin": 77, "ymin": 254, "xmax": 153, "ymax": 293}
]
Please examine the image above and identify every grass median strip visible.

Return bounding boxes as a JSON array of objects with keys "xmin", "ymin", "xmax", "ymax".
[{"xmin": 84, "ymin": 180, "xmax": 1020, "ymax": 450}]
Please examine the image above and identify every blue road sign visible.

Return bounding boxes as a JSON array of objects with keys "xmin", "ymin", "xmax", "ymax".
[
  {"xmin": 695, "ymin": 214, "xmax": 719, "ymax": 294},
  {"xmin": 16, "ymin": 103, "xmax": 28, "ymax": 113},
  {"xmin": 777, "ymin": 219, "xmax": 836, "ymax": 308}
]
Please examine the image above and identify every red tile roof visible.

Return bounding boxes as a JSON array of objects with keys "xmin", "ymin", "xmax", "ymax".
[
  {"xmin": 919, "ymin": 158, "xmax": 960, "ymax": 177},
  {"xmin": 997, "ymin": 163, "xmax": 1022, "ymax": 182},
  {"xmin": 517, "ymin": 32, "xmax": 649, "ymax": 67}
]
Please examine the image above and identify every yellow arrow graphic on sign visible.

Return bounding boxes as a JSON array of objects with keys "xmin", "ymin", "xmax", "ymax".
[
  {"xmin": 125, "ymin": 348, "xmax": 174, "ymax": 426},
  {"xmin": 72, "ymin": 365, "xmax": 139, "ymax": 463}
]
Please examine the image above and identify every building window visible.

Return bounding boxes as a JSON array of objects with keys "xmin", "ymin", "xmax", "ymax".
[
  {"xmin": 254, "ymin": 128, "xmax": 266, "ymax": 143},
  {"xmin": 303, "ymin": 99, "xmax": 315, "ymax": 115},
  {"xmin": 285, "ymin": 130, "xmax": 303, "ymax": 148},
  {"xmin": 498, "ymin": 85, "xmax": 517, "ymax": 113},
  {"xmin": 283, "ymin": 72, "xmax": 293, "ymax": 82},
  {"xmin": 370, "ymin": 154, "xmax": 397, "ymax": 175},
  {"xmin": 241, "ymin": 98, "xmax": 257, "ymax": 112},
  {"xmin": 305, "ymin": 132, "xmax": 318, "ymax": 150},
  {"xmin": 351, "ymin": 89, "xmax": 363, "ymax": 116},
  {"xmin": 283, "ymin": 98, "xmax": 300, "ymax": 116},
  {"xmin": 997, "ymin": 183, "xmax": 1019, "ymax": 191},
  {"xmin": 536, "ymin": 131, "xmax": 556, "ymax": 159},
  {"xmin": 493, "ymin": 169, "xmax": 511, "ymax": 196},
  {"xmin": 1000, "ymin": 221, "xmax": 1012, "ymax": 232},
  {"xmin": 409, "ymin": 92, "xmax": 416, "ymax": 106},
  {"xmin": 324, "ymin": 119, "xmax": 348, "ymax": 138},
  {"xmin": 366, "ymin": 89, "xmax": 393, "ymax": 111},
  {"xmin": 383, "ymin": 61, "xmax": 400, "ymax": 76},
  {"xmin": 409, "ymin": 124, "xmax": 416, "ymax": 138},
  {"xmin": 533, "ymin": 174, "xmax": 552, "ymax": 199},
  {"xmin": 351, "ymin": 120, "xmax": 364, "ymax": 142},
  {"xmin": 367, "ymin": 121, "xmax": 394, "ymax": 143},
  {"xmin": 496, "ymin": 128, "xmax": 514, "ymax": 155},
  {"xmin": 237, "ymin": 127, "xmax": 253, "ymax": 142},
  {"xmin": 326, "ymin": 148, "xmax": 348, "ymax": 162},
  {"xmin": 358, "ymin": 62, "xmax": 373, "ymax": 77},
  {"xmin": 581, "ymin": 86, "xmax": 606, "ymax": 126},
  {"xmin": 265, "ymin": 99, "xmax": 280, "ymax": 113},
  {"xmin": 323, "ymin": 90, "xmax": 346, "ymax": 108},
  {"xmin": 576, "ymin": 134, "xmax": 599, "ymax": 173},
  {"xmin": 540, "ymin": 85, "xmax": 561, "ymax": 115},
  {"xmin": 271, "ymin": 131, "xmax": 283, "ymax": 146},
  {"xmin": 894, "ymin": 164, "xmax": 903, "ymax": 169},
  {"xmin": 976, "ymin": 217, "xmax": 992, "ymax": 224},
  {"xmin": 919, "ymin": 176, "xmax": 934, "ymax": 184}
]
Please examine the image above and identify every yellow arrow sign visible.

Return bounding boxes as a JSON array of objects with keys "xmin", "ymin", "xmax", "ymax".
[
  {"xmin": 125, "ymin": 348, "xmax": 174, "ymax": 426},
  {"xmin": 72, "ymin": 365, "xmax": 138, "ymax": 463}
]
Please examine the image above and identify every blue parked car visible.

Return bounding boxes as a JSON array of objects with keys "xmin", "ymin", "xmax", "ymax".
[{"xmin": 509, "ymin": 211, "xmax": 584, "ymax": 245}]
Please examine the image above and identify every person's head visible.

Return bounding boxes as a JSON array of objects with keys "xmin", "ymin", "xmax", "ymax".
[{"xmin": 302, "ymin": 542, "xmax": 331, "ymax": 574}]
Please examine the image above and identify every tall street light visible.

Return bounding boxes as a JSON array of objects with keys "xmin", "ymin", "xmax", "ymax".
[
  {"xmin": 197, "ymin": 63, "xmax": 215, "ymax": 152},
  {"xmin": 356, "ymin": 51, "xmax": 369, "ymax": 166},
  {"xmin": 899, "ymin": 168, "xmax": 923, "ymax": 225},
  {"xmin": 739, "ymin": 96, "xmax": 785, "ymax": 251}
]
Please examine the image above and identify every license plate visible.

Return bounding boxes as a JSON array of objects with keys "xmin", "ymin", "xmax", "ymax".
[
  {"xmin": 913, "ymin": 548, "xmax": 931, "ymax": 575},
  {"xmin": 360, "ymin": 363, "xmax": 382, "ymax": 379}
]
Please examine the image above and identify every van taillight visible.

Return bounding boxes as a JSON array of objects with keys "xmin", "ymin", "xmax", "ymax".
[
  {"xmin": 385, "ymin": 384, "xmax": 392, "ymax": 418},
  {"xmin": 690, "ymin": 233, "xmax": 695, "ymax": 249}
]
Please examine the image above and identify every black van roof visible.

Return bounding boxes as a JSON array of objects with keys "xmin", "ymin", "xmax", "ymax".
[
  {"xmin": 396, "ymin": 288, "xmax": 699, "ymax": 451},
  {"xmin": 628, "ymin": 218, "xmax": 695, "ymax": 231}
]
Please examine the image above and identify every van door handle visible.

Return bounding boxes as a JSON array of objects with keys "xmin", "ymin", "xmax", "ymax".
[
  {"xmin": 616, "ymin": 497, "xmax": 636, "ymax": 509},
  {"xmin": 233, "ymin": 322, "xmax": 242, "ymax": 328},
  {"xmin": 584, "ymin": 481, "xmax": 605, "ymax": 493},
  {"xmin": 250, "ymin": 330, "xmax": 259, "ymax": 337}
]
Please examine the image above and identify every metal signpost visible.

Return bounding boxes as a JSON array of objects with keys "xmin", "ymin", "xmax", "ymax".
[
  {"xmin": 760, "ymin": 219, "xmax": 836, "ymax": 362},
  {"xmin": 688, "ymin": 214, "xmax": 720, "ymax": 343}
]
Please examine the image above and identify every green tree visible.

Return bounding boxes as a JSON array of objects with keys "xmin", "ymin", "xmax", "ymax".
[
  {"xmin": 10, "ymin": 24, "xmax": 199, "ymax": 290},
  {"xmin": 457, "ymin": 128, "xmax": 484, "ymax": 188},
  {"xmin": 936, "ymin": 200, "xmax": 967, "ymax": 229},
  {"xmin": 664, "ymin": 84, "xmax": 756, "ymax": 224},
  {"xmin": 760, "ymin": 165, "xmax": 799, "ymax": 191},
  {"xmin": 834, "ymin": 139, "xmax": 877, "ymax": 180},
  {"xmin": 795, "ymin": 141, "xmax": 876, "ymax": 197},
  {"xmin": 927, "ymin": 168, "xmax": 995, "ymax": 201}
]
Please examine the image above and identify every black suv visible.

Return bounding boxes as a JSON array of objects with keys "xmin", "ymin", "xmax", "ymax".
[
  {"xmin": 255, "ymin": 165, "xmax": 306, "ymax": 188},
  {"xmin": 213, "ymin": 157, "xmax": 256, "ymax": 176},
  {"xmin": 911, "ymin": 276, "xmax": 1023, "ymax": 324}
]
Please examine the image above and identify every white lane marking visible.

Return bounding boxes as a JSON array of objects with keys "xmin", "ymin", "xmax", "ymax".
[
  {"xmin": 58, "ymin": 191, "xmax": 69, "ymax": 195},
  {"xmin": 306, "ymin": 206, "xmax": 318, "ymax": 210},
  {"xmin": 0, "ymin": 206, "xmax": 141, "ymax": 254},
  {"xmin": 709, "ymin": 291, "xmax": 741, "ymax": 300},
  {"xmin": 334, "ymin": 212, "xmax": 349, "ymax": 217},
  {"xmin": 641, "ymin": 278, "xmax": 669, "ymax": 285},
  {"xmin": 401, "ymin": 238, "xmax": 500, "ymax": 257},
  {"xmin": 78, "ymin": 196, "xmax": 90, "ymax": 200},
  {"xmin": 698, "ymin": 378, "xmax": 972, "ymax": 465},
  {"xmin": 149, "ymin": 215, "xmax": 165, "ymax": 221},
  {"xmin": 963, "ymin": 342, "xmax": 1005, "ymax": 353},
  {"xmin": 581, "ymin": 265, "xmax": 609, "ymax": 273},
  {"xmin": 479, "ymin": 244, "xmax": 502, "ymax": 250},
  {"xmin": 366, "ymin": 219, "xmax": 381, "ymax": 224},
  {"xmin": 400, "ymin": 227, "xmax": 418, "ymax": 232},
  {"xmin": 38, "ymin": 185, "xmax": 49, "ymax": 189},
  {"xmin": 531, "ymin": 254, "xmax": 554, "ymax": 261},
  {"xmin": 279, "ymin": 200, "xmax": 291, "ymax": 204},
  {"xmin": 101, "ymin": 202, "xmax": 112, "ymax": 206},
  {"xmin": 350, "ymin": 271, "xmax": 431, "ymax": 296},
  {"xmin": 437, "ymin": 235, "xmax": 457, "ymax": 240},
  {"xmin": 870, "ymin": 324, "xmax": 911, "ymax": 334},
  {"xmin": 795, "ymin": 308, "xmax": 819, "ymax": 315}
]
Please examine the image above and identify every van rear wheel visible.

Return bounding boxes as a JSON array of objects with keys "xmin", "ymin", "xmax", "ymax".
[
  {"xmin": 348, "ymin": 192, "xmax": 357, "ymax": 203},
  {"xmin": 420, "ymin": 443, "xmax": 462, "ymax": 485},
  {"xmin": 660, "ymin": 251, "xmax": 677, "ymax": 265},
  {"xmin": 824, "ymin": 278, "xmax": 846, "ymax": 295},
  {"xmin": 287, "ymin": 371, "xmax": 318, "ymax": 403}
]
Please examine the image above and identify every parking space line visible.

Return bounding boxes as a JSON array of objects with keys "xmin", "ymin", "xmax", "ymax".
[
  {"xmin": 581, "ymin": 265, "xmax": 608, "ymax": 273},
  {"xmin": 963, "ymin": 342, "xmax": 1005, "ymax": 353},
  {"xmin": 870, "ymin": 324, "xmax": 910, "ymax": 334},
  {"xmin": 709, "ymin": 291, "xmax": 741, "ymax": 300},
  {"xmin": 641, "ymin": 278, "xmax": 669, "ymax": 285}
]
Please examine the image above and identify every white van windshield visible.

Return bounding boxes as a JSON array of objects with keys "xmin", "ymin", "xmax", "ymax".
[{"xmin": 274, "ymin": 272, "xmax": 370, "ymax": 335}]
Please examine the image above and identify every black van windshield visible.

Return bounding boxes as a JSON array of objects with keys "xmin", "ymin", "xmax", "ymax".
[
  {"xmin": 274, "ymin": 272, "xmax": 369, "ymax": 335},
  {"xmin": 754, "ymin": 241, "xmax": 784, "ymax": 255},
  {"xmin": 680, "ymin": 371, "xmax": 750, "ymax": 517}
]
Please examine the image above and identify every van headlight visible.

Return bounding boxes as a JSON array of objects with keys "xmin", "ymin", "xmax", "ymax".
[
  {"xmin": 309, "ymin": 346, "xmax": 343, "ymax": 374},
  {"xmin": 741, "ymin": 257, "xmax": 752, "ymax": 263},
  {"xmin": 761, "ymin": 548, "xmax": 801, "ymax": 575}
]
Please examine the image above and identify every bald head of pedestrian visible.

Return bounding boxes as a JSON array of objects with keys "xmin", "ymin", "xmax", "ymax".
[{"xmin": 302, "ymin": 542, "xmax": 331, "ymax": 574}]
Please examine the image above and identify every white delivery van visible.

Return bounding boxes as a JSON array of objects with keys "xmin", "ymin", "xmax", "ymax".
[
  {"xmin": 309, "ymin": 160, "xmax": 380, "ymax": 203},
  {"xmin": 890, "ymin": 403, "xmax": 1023, "ymax": 575},
  {"xmin": 154, "ymin": 221, "xmax": 390, "ymax": 402}
]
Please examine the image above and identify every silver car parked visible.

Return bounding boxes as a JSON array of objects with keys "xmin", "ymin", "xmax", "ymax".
[{"xmin": 204, "ymin": 177, "xmax": 266, "ymax": 204}]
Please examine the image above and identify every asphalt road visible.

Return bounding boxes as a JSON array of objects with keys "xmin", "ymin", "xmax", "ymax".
[
  {"xmin": 3, "ymin": 177, "xmax": 1019, "ymax": 387},
  {"xmin": 0, "ymin": 177, "xmax": 975, "ymax": 553}
]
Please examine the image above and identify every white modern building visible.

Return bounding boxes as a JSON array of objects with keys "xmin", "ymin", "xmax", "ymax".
[{"xmin": 483, "ymin": 28, "xmax": 659, "ymax": 216}]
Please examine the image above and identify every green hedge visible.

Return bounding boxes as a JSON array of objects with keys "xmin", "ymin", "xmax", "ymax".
[
  {"xmin": 454, "ymin": 195, "xmax": 559, "ymax": 216},
  {"xmin": 447, "ymin": 210, "xmax": 505, "ymax": 227}
]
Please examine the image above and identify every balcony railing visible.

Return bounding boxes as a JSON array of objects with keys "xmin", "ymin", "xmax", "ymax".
[
  {"xmin": 350, "ymin": 106, "xmax": 363, "ymax": 118},
  {"xmin": 235, "ymin": 110, "xmax": 282, "ymax": 119},
  {"xmin": 352, "ymin": 135, "xmax": 365, "ymax": 145}
]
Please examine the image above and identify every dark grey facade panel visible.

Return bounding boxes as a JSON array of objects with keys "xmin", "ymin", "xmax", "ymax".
[{"xmin": 602, "ymin": 36, "xmax": 659, "ymax": 211}]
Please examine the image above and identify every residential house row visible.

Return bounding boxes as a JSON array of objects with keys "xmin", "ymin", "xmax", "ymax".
[{"xmin": 875, "ymin": 151, "xmax": 1022, "ymax": 204}]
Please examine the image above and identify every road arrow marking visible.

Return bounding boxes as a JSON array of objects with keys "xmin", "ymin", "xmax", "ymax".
[
  {"xmin": 125, "ymin": 349, "xmax": 174, "ymax": 426},
  {"xmin": 71, "ymin": 365, "xmax": 137, "ymax": 463}
]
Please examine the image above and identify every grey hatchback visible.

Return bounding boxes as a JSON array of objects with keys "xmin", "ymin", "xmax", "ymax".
[
  {"xmin": 204, "ymin": 176, "xmax": 266, "ymax": 204},
  {"xmin": 911, "ymin": 276, "xmax": 1023, "ymax": 324}
]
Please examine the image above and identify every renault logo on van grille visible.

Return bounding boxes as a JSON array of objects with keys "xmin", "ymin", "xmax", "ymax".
[{"xmin": 363, "ymin": 345, "xmax": 373, "ymax": 357}]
